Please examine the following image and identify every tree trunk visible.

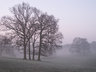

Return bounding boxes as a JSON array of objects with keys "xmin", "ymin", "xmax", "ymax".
[
  {"xmin": 24, "ymin": 39, "xmax": 27, "ymax": 60},
  {"xmin": 29, "ymin": 39, "xmax": 31, "ymax": 60},
  {"xmin": 24, "ymin": 29, "xmax": 27, "ymax": 60},
  {"xmin": 32, "ymin": 42, "xmax": 35, "ymax": 60},
  {"xmin": 38, "ymin": 31, "xmax": 42, "ymax": 61}
]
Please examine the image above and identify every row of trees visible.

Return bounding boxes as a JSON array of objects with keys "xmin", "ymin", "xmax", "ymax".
[{"xmin": 0, "ymin": 3, "xmax": 63, "ymax": 60}]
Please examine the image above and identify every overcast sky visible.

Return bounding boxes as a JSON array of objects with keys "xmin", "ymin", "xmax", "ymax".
[{"xmin": 0, "ymin": 0, "xmax": 96, "ymax": 44}]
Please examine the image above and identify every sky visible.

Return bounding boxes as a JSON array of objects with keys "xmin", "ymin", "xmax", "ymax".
[{"xmin": 0, "ymin": 0, "xmax": 96, "ymax": 44}]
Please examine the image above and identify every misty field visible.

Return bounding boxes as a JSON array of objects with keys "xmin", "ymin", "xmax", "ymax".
[{"xmin": 0, "ymin": 55, "xmax": 96, "ymax": 72}]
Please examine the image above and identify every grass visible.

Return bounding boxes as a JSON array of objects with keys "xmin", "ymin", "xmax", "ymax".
[{"xmin": 0, "ymin": 55, "xmax": 96, "ymax": 72}]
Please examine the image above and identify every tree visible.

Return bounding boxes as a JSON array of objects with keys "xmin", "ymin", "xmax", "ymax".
[
  {"xmin": 70, "ymin": 37, "xmax": 90, "ymax": 55},
  {"xmin": 35, "ymin": 13, "xmax": 63, "ymax": 60},
  {"xmin": 1, "ymin": 3, "xmax": 38, "ymax": 59}
]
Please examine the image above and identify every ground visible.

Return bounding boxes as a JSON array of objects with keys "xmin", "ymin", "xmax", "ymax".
[{"xmin": 0, "ymin": 55, "xmax": 96, "ymax": 72}]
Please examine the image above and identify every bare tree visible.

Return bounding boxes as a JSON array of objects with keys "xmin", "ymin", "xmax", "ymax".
[
  {"xmin": 1, "ymin": 3, "xmax": 38, "ymax": 60},
  {"xmin": 36, "ymin": 13, "xmax": 63, "ymax": 60}
]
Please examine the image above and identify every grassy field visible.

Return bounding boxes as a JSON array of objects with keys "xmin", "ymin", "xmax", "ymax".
[{"xmin": 0, "ymin": 55, "xmax": 96, "ymax": 72}]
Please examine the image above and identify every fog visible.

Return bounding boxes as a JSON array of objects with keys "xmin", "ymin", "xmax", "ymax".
[
  {"xmin": 0, "ymin": 45, "xmax": 96, "ymax": 72},
  {"xmin": 43, "ymin": 47, "xmax": 96, "ymax": 69}
]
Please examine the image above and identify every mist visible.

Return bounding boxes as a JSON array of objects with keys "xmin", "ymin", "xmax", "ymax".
[{"xmin": 0, "ymin": 1, "xmax": 96, "ymax": 72}]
